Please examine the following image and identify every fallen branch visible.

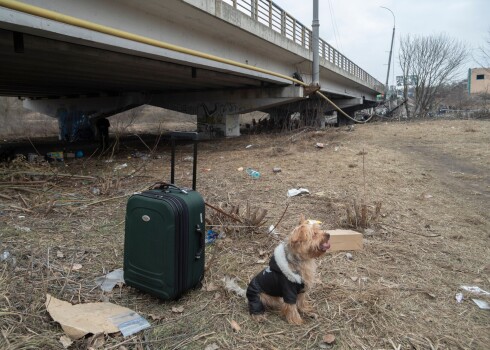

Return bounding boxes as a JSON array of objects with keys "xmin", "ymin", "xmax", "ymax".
[
  {"xmin": 9, "ymin": 205, "xmax": 34, "ymax": 213},
  {"xmin": 270, "ymin": 203, "xmax": 289, "ymax": 233},
  {"xmin": 205, "ymin": 202, "xmax": 243, "ymax": 223}
]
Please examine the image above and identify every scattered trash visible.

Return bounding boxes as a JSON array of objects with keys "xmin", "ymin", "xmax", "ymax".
[
  {"xmin": 424, "ymin": 194, "xmax": 433, "ymax": 199},
  {"xmin": 204, "ymin": 343, "xmax": 219, "ymax": 350},
  {"xmin": 45, "ymin": 294, "xmax": 150, "ymax": 340},
  {"xmin": 246, "ymin": 168, "xmax": 260, "ymax": 179},
  {"xmin": 237, "ymin": 167, "xmax": 244, "ymax": 171},
  {"xmin": 345, "ymin": 252, "xmax": 353, "ymax": 260},
  {"xmin": 46, "ymin": 151, "xmax": 64, "ymax": 162},
  {"xmin": 183, "ymin": 156, "xmax": 194, "ymax": 162},
  {"xmin": 1, "ymin": 250, "xmax": 10, "ymax": 261},
  {"xmin": 95, "ymin": 268, "xmax": 125, "ymax": 292},
  {"xmin": 268, "ymin": 225, "xmax": 279, "ymax": 235},
  {"xmin": 206, "ymin": 229, "xmax": 219, "ymax": 244},
  {"xmin": 202, "ymin": 168, "xmax": 211, "ymax": 172},
  {"xmin": 350, "ymin": 276, "xmax": 358, "ymax": 282},
  {"xmin": 229, "ymin": 320, "xmax": 241, "ymax": 332},
  {"xmin": 114, "ymin": 163, "xmax": 128, "ymax": 171},
  {"xmin": 14, "ymin": 225, "xmax": 31, "ymax": 232},
  {"xmin": 256, "ymin": 259, "xmax": 266, "ymax": 264},
  {"xmin": 109, "ymin": 311, "xmax": 151, "ymax": 337},
  {"xmin": 323, "ymin": 333, "xmax": 336, "ymax": 344},
  {"xmin": 65, "ymin": 152, "xmax": 76, "ymax": 159},
  {"xmin": 75, "ymin": 150, "xmax": 84, "ymax": 158},
  {"xmin": 455, "ymin": 292, "xmax": 463, "ymax": 303},
  {"xmin": 460, "ymin": 286, "xmax": 490, "ymax": 296},
  {"xmin": 245, "ymin": 144, "xmax": 253, "ymax": 149},
  {"xmin": 171, "ymin": 306, "xmax": 184, "ymax": 313},
  {"xmin": 18, "ymin": 215, "xmax": 25, "ymax": 219},
  {"xmin": 72, "ymin": 263, "xmax": 83, "ymax": 271},
  {"xmin": 91, "ymin": 187, "xmax": 101, "ymax": 196},
  {"xmin": 334, "ymin": 146, "xmax": 339, "ymax": 152},
  {"xmin": 287, "ymin": 188, "xmax": 310, "ymax": 197},
  {"xmin": 472, "ymin": 299, "xmax": 490, "ymax": 310},
  {"xmin": 59, "ymin": 335, "xmax": 73, "ymax": 349},
  {"xmin": 131, "ymin": 152, "xmax": 149, "ymax": 160},
  {"xmin": 315, "ymin": 143, "xmax": 324, "ymax": 148},
  {"xmin": 272, "ymin": 167, "xmax": 282, "ymax": 173},
  {"xmin": 56, "ymin": 250, "xmax": 64, "ymax": 258}
]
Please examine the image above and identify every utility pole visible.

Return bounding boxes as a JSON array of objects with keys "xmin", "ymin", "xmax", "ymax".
[
  {"xmin": 312, "ymin": 0, "xmax": 320, "ymax": 86},
  {"xmin": 312, "ymin": 0, "xmax": 322, "ymax": 127},
  {"xmin": 381, "ymin": 6, "xmax": 395, "ymax": 101}
]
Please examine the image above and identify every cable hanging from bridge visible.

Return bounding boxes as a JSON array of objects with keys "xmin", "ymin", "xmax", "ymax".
[{"xmin": 0, "ymin": 0, "xmax": 371, "ymax": 124}]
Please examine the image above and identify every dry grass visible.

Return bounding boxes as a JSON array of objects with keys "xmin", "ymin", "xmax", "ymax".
[{"xmin": 0, "ymin": 119, "xmax": 489, "ymax": 349}]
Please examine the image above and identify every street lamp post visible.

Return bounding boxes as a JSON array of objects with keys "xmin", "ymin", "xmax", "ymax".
[
  {"xmin": 381, "ymin": 6, "xmax": 395, "ymax": 101},
  {"xmin": 312, "ymin": 0, "xmax": 320, "ymax": 86}
]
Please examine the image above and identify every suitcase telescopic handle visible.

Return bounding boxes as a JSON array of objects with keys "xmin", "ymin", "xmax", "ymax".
[{"xmin": 195, "ymin": 225, "xmax": 204, "ymax": 260}]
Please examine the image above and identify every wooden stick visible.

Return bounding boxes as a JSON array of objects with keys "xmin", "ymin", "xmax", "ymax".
[
  {"xmin": 9, "ymin": 205, "xmax": 34, "ymax": 213},
  {"xmin": 0, "ymin": 193, "xmax": 12, "ymax": 200},
  {"xmin": 205, "ymin": 202, "xmax": 243, "ymax": 223}
]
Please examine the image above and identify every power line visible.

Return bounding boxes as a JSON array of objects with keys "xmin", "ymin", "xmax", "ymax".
[{"xmin": 328, "ymin": 0, "xmax": 343, "ymax": 52}]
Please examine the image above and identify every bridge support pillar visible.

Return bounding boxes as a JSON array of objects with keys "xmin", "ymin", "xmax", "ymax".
[{"xmin": 197, "ymin": 111, "xmax": 240, "ymax": 138}]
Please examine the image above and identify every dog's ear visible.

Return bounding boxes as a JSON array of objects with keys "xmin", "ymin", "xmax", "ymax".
[
  {"xmin": 298, "ymin": 214, "xmax": 306, "ymax": 225},
  {"xmin": 290, "ymin": 225, "xmax": 308, "ymax": 244}
]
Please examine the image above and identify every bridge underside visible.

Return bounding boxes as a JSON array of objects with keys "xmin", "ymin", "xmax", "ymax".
[{"xmin": 0, "ymin": 0, "xmax": 382, "ymax": 139}]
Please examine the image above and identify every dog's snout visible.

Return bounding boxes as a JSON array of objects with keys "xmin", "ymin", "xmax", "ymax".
[{"xmin": 324, "ymin": 233, "xmax": 330, "ymax": 241}]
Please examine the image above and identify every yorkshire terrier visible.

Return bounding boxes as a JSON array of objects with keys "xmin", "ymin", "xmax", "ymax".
[{"xmin": 246, "ymin": 215, "xmax": 331, "ymax": 324}]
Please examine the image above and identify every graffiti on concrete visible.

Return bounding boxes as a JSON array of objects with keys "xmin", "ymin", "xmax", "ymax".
[{"xmin": 56, "ymin": 107, "xmax": 95, "ymax": 142}]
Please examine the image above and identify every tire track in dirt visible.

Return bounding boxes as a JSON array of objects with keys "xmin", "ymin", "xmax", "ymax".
[{"xmin": 400, "ymin": 143, "xmax": 490, "ymax": 219}]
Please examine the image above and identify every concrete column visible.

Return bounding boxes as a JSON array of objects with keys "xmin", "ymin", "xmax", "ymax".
[{"xmin": 224, "ymin": 114, "xmax": 240, "ymax": 137}]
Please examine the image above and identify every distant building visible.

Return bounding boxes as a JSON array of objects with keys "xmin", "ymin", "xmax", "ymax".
[{"xmin": 468, "ymin": 68, "xmax": 490, "ymax": 95}]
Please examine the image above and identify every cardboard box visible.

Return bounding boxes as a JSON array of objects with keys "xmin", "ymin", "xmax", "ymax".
[{"xmin": 326, "ymin": 229, "xmax": 363, "ymax": 251}]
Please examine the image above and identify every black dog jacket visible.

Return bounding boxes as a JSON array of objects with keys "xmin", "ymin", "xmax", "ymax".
[{"xmin": 247, "ymin": 243, "xmax": 305, "ymax": 314}]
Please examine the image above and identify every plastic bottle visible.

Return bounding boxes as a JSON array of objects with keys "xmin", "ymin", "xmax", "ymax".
[{"xmin": 246, "ymin": 168, "xmax": 261, "ymax": 179}]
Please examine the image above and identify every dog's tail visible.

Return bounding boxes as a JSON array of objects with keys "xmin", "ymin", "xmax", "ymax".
[{"xmin": 223, "ymin": 275, "xmax": 247, "ymax": 298}]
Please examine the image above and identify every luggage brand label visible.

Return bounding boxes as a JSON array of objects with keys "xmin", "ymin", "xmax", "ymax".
[{"xmin": 142, "ymin": 215, "xmax": 150, "ymax": 222}]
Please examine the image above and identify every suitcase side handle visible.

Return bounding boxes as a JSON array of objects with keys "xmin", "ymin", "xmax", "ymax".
[
  {"xmin": 195, "ymin": 225, "xmax": 204, "ymax": 260},
  {"xmin": 149, "ymin": 182, "xmax": 188, "ymax": 194}
]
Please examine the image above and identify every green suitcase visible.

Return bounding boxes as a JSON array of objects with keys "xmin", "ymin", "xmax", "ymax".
[{"xmin": 124, "ymin": 133, "xmax": 205, "ymax": 300}]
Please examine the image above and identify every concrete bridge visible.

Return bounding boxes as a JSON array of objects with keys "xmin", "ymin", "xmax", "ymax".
[{"xmin": 0, "ymin": 0, "xmax": 383, "ymax": 139}]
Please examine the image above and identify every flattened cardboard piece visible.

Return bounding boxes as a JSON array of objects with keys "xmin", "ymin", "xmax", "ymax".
[{"xmin": 45, "ymin": 294, "xmax": 137, "ymax": 340}]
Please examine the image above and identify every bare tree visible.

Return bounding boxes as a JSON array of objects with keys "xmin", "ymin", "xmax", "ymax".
[{"xmin": 399, "ymin": 34, "xmax": 467, "ymax": 118}]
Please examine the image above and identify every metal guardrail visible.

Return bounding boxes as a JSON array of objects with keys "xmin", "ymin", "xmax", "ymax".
[{"xmin": 222, "ymin": 0, "xmax": 384, "ymax": 91}]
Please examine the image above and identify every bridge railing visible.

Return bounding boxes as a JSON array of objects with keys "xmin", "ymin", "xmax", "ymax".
[{"xmin": 222, "ymin": 0, "xmax": 384, "ymax": 91}]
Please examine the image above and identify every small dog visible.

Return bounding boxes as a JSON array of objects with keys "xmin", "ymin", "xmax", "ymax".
[{"xmin": 246, "ymin": 215, "xmax": 330, "ymax": 324}]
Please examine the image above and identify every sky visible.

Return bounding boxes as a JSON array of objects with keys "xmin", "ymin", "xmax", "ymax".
[{"xmin": 272, "ymin": 0, "xmax": 490, "ymax": 84}]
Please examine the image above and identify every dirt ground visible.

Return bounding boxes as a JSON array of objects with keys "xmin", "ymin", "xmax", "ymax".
[{"xmin": 0, "ymin": 119, "xmax": 489, "ymax": 349}]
